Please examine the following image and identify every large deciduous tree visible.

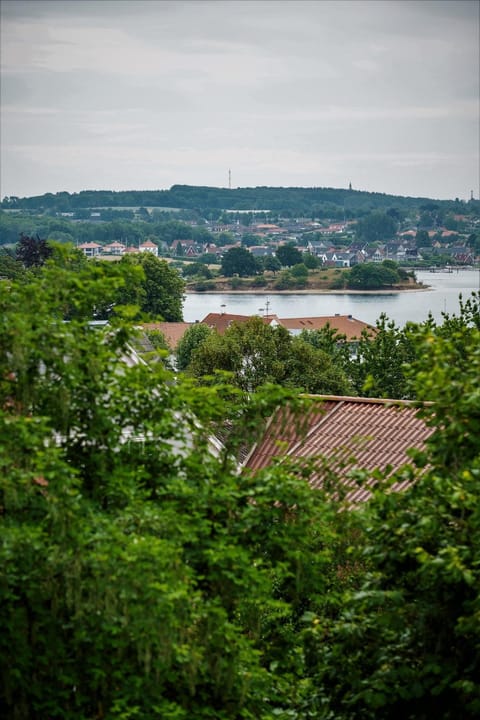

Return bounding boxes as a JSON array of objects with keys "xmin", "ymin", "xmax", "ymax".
[
  {"xmin": 15, "ymin": 233, "xmax": 53, "ymax": 268},
  {"xmin": 302, "ymin": 291, "xmax": 480, "ymax": 720},
  {"xmin": 0, "ymin": 263, "xmax": 344, "ymax": 719},
  {"xmin": 348, "ymin": 313, "xmax": 417, "ymax": 398},
  {"xmin": 118, "ymin": 252, "xmax": 185, "ymax": 320},
  {"xmin": 187, "ymin": 316, "xmax": 351, "ymax": 394},
  {"xmin": 355, "ymin": 211, "xmax": 398, "ymax": 243},
  {"xmin": 275, "ymin": 242, "xmax": 303, "ymax": 267},
  {"xmin": 175, "ymin": 322, "xmax": 213, "ymax": 370},
  {"xmin": 220, "ymin": 246, "xmax": 258, "ymax": 277},
  {"xmin": 347, "ymin": 261, "xmax": 400, "ymax": 290}
]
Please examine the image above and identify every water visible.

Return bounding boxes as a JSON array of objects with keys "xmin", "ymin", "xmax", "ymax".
[{"xmin": 183, "ymin": 269, "xmax": 480, "ymax": 328}]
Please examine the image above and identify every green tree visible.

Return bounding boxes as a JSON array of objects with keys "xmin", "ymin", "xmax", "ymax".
[
  {"xmin": 355, "ymin": 212, "xmax": 398, "ymax": 243},
  {"xmin": 0, "ymin": 266, "xmax": 345, "ymax": 719},
  {"xmin": 348, "ymin": 313, "xmax": 417, "ymax": 398},
  {"xmin": 181, "ymin": 261, "xmax": 212, "ymax": 279},
  {"xmin": 303, "ymin": 252, "xmax": 319, "ymax": 269},
  {"xmin": 175, "ymin": 322, "xmax": 213, "ymax": 371},
  {"xmin": 241, "ymin": 232, "xmax": 261, "ymax": 247},
  {"xmin": 0, "ymin": 248, "xmax": 26, "ymax": 280},
  {"xmin": 118, "ymin": 252, "xmax": 185, "ymax": 320},
  {"xmin": 220, "ymin": 246, "xmax": 257, "ymax": 277},
  {"xmin": 262, "ymin": 255, "xmax": 282, "ymax": 274},
  {"xmin": 284, "ymin": 338, "xmax": 352, "ymax": 395},
  {"xmin": 188, "ymin": 317, "xmax": 351, "ymax": 394},
  {"xmin": 290, "ymin": 262, "xmax": 309, "ymax": 279},
  {"xmin": 348, "ymin": 262, "xmax": 399, "ymax": 290},
  {"xmin": 16, "ymin": 233, "xmax": 53, "ymax": 268},
  {"xmin": 300, "ymin": 324, "xmax": 352, "ymax": 372},
  {"xmin": 416, "ymin": 228, "xmax": 431, "ymax": 247},
  {"xmin": 275, "ymin": 243, "xmax": 303, "ymax": 267},
  {"xmin": 304, "ymin": 292, "xmax": 480, "ymax": 719}
]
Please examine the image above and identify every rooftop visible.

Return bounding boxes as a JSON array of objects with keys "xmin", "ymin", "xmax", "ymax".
[{"xmin": 243, "ymin": 395, "xmax": 433, "ymax": 503}]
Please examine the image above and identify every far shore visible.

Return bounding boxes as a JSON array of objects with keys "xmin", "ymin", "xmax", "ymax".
[{"xmin": 185, "ymin": 284, "xmax": 432, "ymax": 296}]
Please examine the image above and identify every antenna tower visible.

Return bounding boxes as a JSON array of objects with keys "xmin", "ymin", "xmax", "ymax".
[{"xmin": 228, "ymin": 169, "xmax": 231, "ymax": 189}]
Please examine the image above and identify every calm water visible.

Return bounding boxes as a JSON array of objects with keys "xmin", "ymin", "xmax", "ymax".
[{"xmin": 183, "ymin": 269, "xmax": 480, "ymax": 328}]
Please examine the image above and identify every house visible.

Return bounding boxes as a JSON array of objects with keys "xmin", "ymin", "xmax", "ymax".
[
  {"xmin": 306, "ymin": 240, "xmax": 329, "ymax": 257},
  {"xmin": 368, "ymin": 247, "xmax": 386, "ymax": 263},
  {"xmin": 139, "ymin": 322, "xmax": 193, "ymax": 351},
  {"xmin": 242, "ymin": 395, "xmax": 434, "ymax": 503},
  {"xmin": 199, "ymin": 313, "xmax": 375, "ymax": 345},
  {"xmin": 171, "ymin": 239, "xmax": 203, "ymax": 257},
  {"xmin": 274, "ymin": 315, "xmax": 375, "ymax": 344},
  {"xmin": 446, "ymin": 247, "xmax": 475, "ymax": 264},
  {"xmin": 103, "ymin": 241, "xmax": 126, "ymax": 256},
  {"xmin": 200, "ymin": 312, "xmax": 278, "ymax": 334},
  {"xmin": 78, "ymin": 242, "xmax": 102, "ymax": 257},
  {"xmin": 203, "ymin": 243, "xmax": 223, "ymax": 257},
  {"xmin": 249, "ymin": 245, "xmax": 276, "ymax": 258},
  {"xmin": 251, "ymin": 223, "xmax": 283, "ymax": 235},
  {"xmin": 139, "ymin": 239, "xmax": 159, "ymax": 256},
  {"xmin": 332, "ymin": 251, "xmax": 353, "ymax": 267}
]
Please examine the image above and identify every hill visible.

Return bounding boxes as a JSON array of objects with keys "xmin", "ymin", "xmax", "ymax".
[{"xmin": 1, "ymin": 184, "xmax": 470, "ymax": 219}]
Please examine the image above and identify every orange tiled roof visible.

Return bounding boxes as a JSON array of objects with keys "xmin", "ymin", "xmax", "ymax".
[
  {"xmin": 243, "ymin": 395, "xmax": 433, "ymax": 503},
  {"xmin": 140, "ymin": 322, "xmax": 192, "ymax": 350},
  {"xmin": 201, "ymin": 313, "xmax": 278, "ymax": 334},
  {"xmin": 277, "ymin": 315, "xmax": 375, "ymax": 342}
]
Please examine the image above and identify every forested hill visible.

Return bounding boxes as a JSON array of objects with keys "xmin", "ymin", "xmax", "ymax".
[{"xmin": 1, "ymin": 184, "xmax": 467, "ymax": 217}]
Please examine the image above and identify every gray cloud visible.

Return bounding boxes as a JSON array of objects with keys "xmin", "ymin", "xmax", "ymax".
[{"xmin": 1, "ymin": 0, "xmax": 478, "ymax": 199}]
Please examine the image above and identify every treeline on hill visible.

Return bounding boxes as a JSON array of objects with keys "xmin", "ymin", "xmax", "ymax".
[
  {"xmin": 1, "ymin": 244, "xmax": 480, "ymax": 719},
  {"xmin": 2, "ymin": 184, "xmax": 475, "ymax": 217}
]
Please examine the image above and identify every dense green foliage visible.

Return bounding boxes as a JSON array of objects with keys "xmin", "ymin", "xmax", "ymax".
[
  {"xmin": 354, "ymin": 211, "xmax": 399, "ymax": 242},
  {"xmin": 0, "ymin": 264, "xmax": 349, "ymax": 719},
  {"xmin": 1, "ymin": 252, "xmax": 479, "ymax": 718},
  {"xmin": 116, "ymin": 253, "xmax": 185, "ymax": 321},
  {"xmin": 15, "ymin": 233, "xmax": 53, "ymax": 268},
  {"xmin": 302, "ymin": 293, "xmax": 480, "ymax": 719},
  {"xmin": 347, "ymin": 261, "xmax": 401, "ymax": 289},
  {"xmin": 185, "ymin": 317, "xmax": 352, "ymax": 395},
  {"xmin": 176, "ymin": 323, "xmax": 214, "ymax": 371},
  {"xmin": 275, "ymin": 243, "xmax": 303, "ymax": 267},
  {"xmin": 3, "ymin": 185, "xmax": 477, "ymax": 219},
  {"xmin": 220, "ymin": 247, "xmax": 258, "ymax": 277}
]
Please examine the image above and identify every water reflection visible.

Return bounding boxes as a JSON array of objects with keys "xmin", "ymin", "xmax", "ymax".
[{"xmin": 183, "ymin": 269, "xmax": 479, "ymax": 327}]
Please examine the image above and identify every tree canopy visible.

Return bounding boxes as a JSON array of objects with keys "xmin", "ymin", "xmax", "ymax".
[
  {"xmin": 1, "ymin": 251, "xmax": 479, "ymax": 719},
  {"xmin": 0, "ymin": 263, "xmax": 347, "ymax": 718},
  {"xmin": 220, "ymin": 246, "xmax": 258, "ymax": 277},
  {"xmin": 303, "ymin": 292, "xmax": 480, "ymax": 719},
  {"xmin": 15, "ymin": 233, "xmax": 53, "ymax": 268},
  {"xmin": 186, "ymin": 316, "xmax": 352, "ymax": 395},
  {"xmin": 347, "ymin": 261, "xmax": 400, "ymax": 289},
  {"xmin": 275, "ymin": 243, "xmax": 303, "ymax": 267}
]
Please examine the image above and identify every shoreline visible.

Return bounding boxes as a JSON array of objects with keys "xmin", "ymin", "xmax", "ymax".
[{"xmin": 185, "ymin": 285, "xmax": 432, "ymax": 296}]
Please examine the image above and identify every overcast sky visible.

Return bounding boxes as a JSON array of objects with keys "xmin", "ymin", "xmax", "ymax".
[{"xmin": 1, "ymin": 0, "xmax": 479, "ymax": 201}]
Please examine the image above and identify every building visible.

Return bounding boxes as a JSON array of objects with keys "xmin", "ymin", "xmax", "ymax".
[
  {"xmin": 242, "ymin": 395, "xmax": 433, "ymax": 503},
  {"xmin": 139, "ymin": 240, "xmax": 159, "ymax": 256},
  {"xmin": 78, "ymin": 242, "xmax": 102, "ymax": 257}
]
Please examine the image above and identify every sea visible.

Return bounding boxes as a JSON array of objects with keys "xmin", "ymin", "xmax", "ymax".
[{"xmin": 182, "ymin": 269, "xmax": 480, "ymax": 328}]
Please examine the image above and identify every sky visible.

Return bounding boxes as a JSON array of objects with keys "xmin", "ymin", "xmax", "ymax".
[{"xmin": 1, "ymin": 0, "xmax": 479, "ymax": 201}]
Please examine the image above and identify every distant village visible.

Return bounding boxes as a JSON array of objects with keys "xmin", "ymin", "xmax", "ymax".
[{"xmin": 74, "ymin": 210, "xmax": 479, "ymax": 268}]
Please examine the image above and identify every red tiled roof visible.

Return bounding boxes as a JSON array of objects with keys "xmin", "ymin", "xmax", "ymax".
[
  {"xmin": 277, "ymin": 315, "xmax": 375, "ymax": 342},
  {"xmin": 139, "ymin": 322, "xmax": 192, "ymax": 350},
  {"xmin": 201, "ymin": 313, "xmax": 278, "ymax": 334},
  {"xmin": 243, "ymin": 395, "xmax": 433, "ymax": 503}
]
